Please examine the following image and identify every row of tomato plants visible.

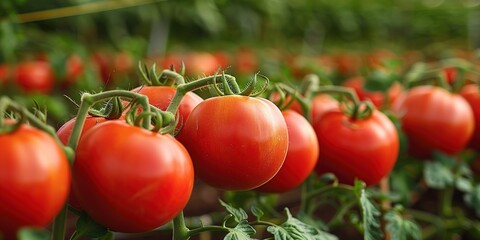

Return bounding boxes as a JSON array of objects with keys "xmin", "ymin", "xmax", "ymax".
[{"xmin": 2, "ymin": 55, "xmax": 480, "ymax": 240}]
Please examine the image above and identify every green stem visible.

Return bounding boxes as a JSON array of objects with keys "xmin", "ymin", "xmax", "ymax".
[
  {"xmin": 303, "ymin": 184, "xmax": 355, "ymax": 214},
  {"xmin": 186, "ymin": 226, "xmax": 230, "ymax": 237},
  {"xmin": 172, "ymin": 211, "xmax": 190, "ymax": 240},
  {"xmin": 299, "ymin": 175, "xmax": 314, "ymax": 216},
  {"xmin": 166, "ymin": 74, "xmax": 237, "ymax": 114},
  {"xmin": 327, "ymin": 200, "xmax": 357, "ymax": 228},
  {"xmin": 276, "ymin": 83, "xmax": 312, "ymax": 122},
  {"xmin": 51, "ymin": 205, "xmax": 68, "ymax": 240},
  {"xmin": 441, "ymin": 186, "xmax": 454, "ymax": 217},
  {"xmin": 249, "ymin": 220, "xmax": 278, "ymax": 227}
]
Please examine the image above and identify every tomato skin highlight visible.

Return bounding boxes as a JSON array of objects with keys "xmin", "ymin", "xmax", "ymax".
[
  {"xmin": 256, "ymin": 110, "xmax": 319, "ymax": 193},
  {"xmin": 392, "ymin": 85, "xmax": 474, "ymax": 158},
  {"xmin": 178, "ymin": 95, "xmax": 288, "ymax": 191},
  {"xmin": 0, "ymin": 124, "xmax": 70, "ymax": 239},
  {"xmin": 130, "ymin": 85, "xmax": 203, "ymax": 132},
  {"xmin": 73, "ymin": 121, "xmax": 194, "ymax": 233},
  {"xmin": 313, "ymin": 110, "xmax": 399, "ymax": 186}
]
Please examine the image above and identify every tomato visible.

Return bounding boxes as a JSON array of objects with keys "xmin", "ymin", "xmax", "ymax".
[
  {"xmin": 158, "ymin": 53, "xmax": 183, "ymax": 72},
  {"xmin": 91, "ymin": 52, "xmax": 112, "ymax": 84},
  {"xmin": 460, "ymin": 84, "xmax": 480, "ymax": 150},
  {"xmin": 177, "ymin": 95, "xmax": 288, "ymax": 191},
  {"xmin": 392, "ymin": 85, "xmax": 474, "ymax": 158},
  {"xmin": 130, "ymin": 86, "xmax": 203, "ymax": 132},
  {"xmin": 442, "ymin": 67, "xmax": 456, "ymax": 84},
  {"xmin": 289, "ymin": 94, "xmax": 339, "ymax": 124},
  {"xmin": 73, "ymin": 121, "xmax": 194, "ymax": 233},
  {"xmin": 0, "ymin": 124, "xmax": 70, "ymax": 239},
  {"xmin": 343, "ymin": 76, "xmax": 403, "ymax": 108},
  {"xmin": 14, "ymin": 61, "xmax": 54, "ymax": 93},
  {"xmin": 235, "ymin": 48, "xmax": 258, "ymax": 75},
  {"xmin": 313, "ymin": 109, "xmax": 399, "ymax": 186},
  {"xmin": 333, "ymin": 52, "xmax": 361, "ymax": 77},
  {"xmin": 185, "ymin": 52, "xmax": 220, "ymax": 76},
  {"xmin": 114, "ymin": 51, "xmax": 134, "ymax": 74},
  {"xmin": 63, "ymin": 55, "xmax": 84, "ymax": 86},
  {"xmin": 212, "ymin": 51, "xmax": 231, "ymax": 69},
  {"xmin": 256, "ymin": 110, "xmax": 319, "ymax": 193},
  {"xmin": 57, "ymin": 116, "xmax": 108, "ymax": 145}
]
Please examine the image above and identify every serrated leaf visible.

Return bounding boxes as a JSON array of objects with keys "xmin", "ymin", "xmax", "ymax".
[
  {"xmin": 354, "ymin": 180, "xmax": 383, "ymax": 240},
  {"xmin": 384, "ymin": 208, "xmax": 421, "ymax": 240},
  {"xmin": 220, "ymin": 199, "xmax": 248, "ymax": 223},
  {"xmin": 267, "ymin": 208, "xmax": 338, "ymax": 240},
  {"xmin": 423, "ymin": 161, "xmax": 454, "ymax": 189},
  {"xmin": 76, "ymin": 212, "xmax": 108, "ymax": 238},
  {"xmin": 251, "ymin": 205, "xmax": 264, "ymax": 219},
  {"xmin": 17, "ymin": 228, "xmax": 49, "ymax": 240},
  {"xmin": 465, "ymin": 185, "xmax": 480, "ymax": 217},
  {"xmin": 224, "ymin": 222, "xmax": 256, "ymax": 240}
]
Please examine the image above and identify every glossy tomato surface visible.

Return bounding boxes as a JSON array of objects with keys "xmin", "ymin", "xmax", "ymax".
[
  {"xmin": 392, "ymin": 85, "xmax": 474, "ymax": 157},
  {"xmin": 14, "ymin": 61, "xmax": 54, "ymax": 93},
  {"xmin": 256, "ymin": 110, "xmax": 319, "ymax": 193},
  {"xmin": 57, "ymin": 116, "xmax": 108, "ymax": 145},
  {"xmin": 0, "ymin": 124, "xmax": 70, "ymax": 240},
  {"xmin": 178, "ymin": 95, "xmax": 288, "ymax": 191},
  {"xmin": 459, "ymin": 84, "xmax": 480, "ymax": 150},
  {"xmin": 73, "ymin": 121, "xmax": 194, "ymax": 233},
  {"xmin": 131, "ymin": 85, "xmax": 203, "ymax": 131},
  {"xmin": 313, "ymin": 110, "xmax": 399, "ymax": 186}
]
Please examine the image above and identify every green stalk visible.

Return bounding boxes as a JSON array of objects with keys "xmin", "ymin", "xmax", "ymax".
[
  {"xmin": 51, "ymin": 205, "xmax": 68, "ymax": 240},
  {"xmin": 173, "ymin": 212, "xmax": 190, "ymax": 240}
]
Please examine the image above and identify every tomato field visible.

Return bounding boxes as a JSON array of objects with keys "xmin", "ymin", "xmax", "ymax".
[{"xmin": 3, "ymin": 1, "xmax": 480, "ymax": 240}]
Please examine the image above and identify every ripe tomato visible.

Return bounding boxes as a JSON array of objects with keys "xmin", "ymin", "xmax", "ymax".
[
  {"xmin": 57, "ymin": 116, "xmax": 108, "ymax": 145},
  {"xmin": 442, "ymin": 67, "xmax": 456, "ymax": 84},
  {"xmin": 113, "ymin": 51, "xmax": 134, "ymax": 74},
  {"xmin": 235, "ymin": 48, "xmax": 258, "ymax": 75},
  {"xmin": 73, "ymin": 121, "xmax": 194, "ymax": 233},
  {"xmin": 0, "ymin": 124, "xmax": 70, "ymax": 239},
  {"xmin": 288, "ymin": 94, "xmax": 339, "ymax": 123},
  {"xmin": 392, "ymin": 85, "xmax": 474, "ymax": 158},
  {"xmin": 460, "ymin": 84, "xmax": 480, "ymax": 150},
  {"xmin": 14, "ymin": 61, "xmax": 54, "ymax": 94},
  {"xmin": 343, "ymin": 76, "xmax": 403, "ymax": 108},
  {"xmin": 63, "ymin": 55, "xmax": 84, "ymax": 86},
  {"xmin": 256, "ymin": 110, "xmax": 319, "ymax": 193},
  {"xmin": 313, "ymin": 109, "xmax": 399, "ymax": 186},
  {"xmin": 185, "ymin": 52, "xmax": 220, "ymax": 76},
  {"xmin": 158, "ymin": 53, "xmax": 183, "ymax": 71},
  {"xmin": 130, "ymin": 86, "xmax": 203, "ymax": 132},
  {"xmin": 91, "ymin": 52, "xmax": 112, "ymax": 84},
  {"xmin": 177, "ymin": 95, "xmax": 288, "ymax": 191},
  {"xmin": 0, "ymin": 65, "xmax": 10, "ymax": 86}
]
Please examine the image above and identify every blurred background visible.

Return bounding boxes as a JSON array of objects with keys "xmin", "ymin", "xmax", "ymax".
[{"xmin": 0, "ymin": 0, "xmax": 478, "ymax": 125}]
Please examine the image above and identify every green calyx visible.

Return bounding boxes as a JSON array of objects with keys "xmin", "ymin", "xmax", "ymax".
[
  {"xmin": 211, "ymin": 71, "xmax": 269, "ymax": 97},
  {"xmin": 138, "ymin": 62, "xmax": 186, "ymax": 87}
]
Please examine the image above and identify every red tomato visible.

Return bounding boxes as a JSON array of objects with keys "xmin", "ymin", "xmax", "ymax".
[
  {"xmin": 333, "ymin": 52, "xmax": 361, "ymax": 77},
  {"xmin": 57, "ymin": 116, "xmax": 108, "ymax": 145},
  {"xmin": 343, "ymin": 76, "xmax": 403, "ymax": 108},
  {"xmin": 158, "ymin": 53, "xmax": 184, "ymax": 71},
  {"xmin": 130, "ymin": 86, "xmax": 203, "ymax": 132},
  {"xmin": 114, "ymin": 51, "xmax": 134, "ymax": 73},
  {"xmin": 212, "ymin": 51, "xmax": 231, "ymax": 69},
  {"xmin": 0, "ymin": 124, "xmax": 70, "ymax": 239},
  {"xmin": 256, "ymin": 110, "xmax": 319, "ymax": 193},
  {"xmin": 91, "ymin": 52, "xmax": 112, "ymax": 84},
  {"xmin": 185, "ymin": 52, "xmax": 220, "ymax": 76},
  {"xmin": 64, "ymin": 55, "xmax": 84, "ymax": 85},
  {"xmin": 235, "ymin": 48, "xmax": 258, "ymax": 75},
  {"xmin": 14, "ymin": 61, "xmax": 54, "ymax": 93},
  {"xmin": 313, "ymin": 109, "xmax": 399, "ymax": 186},
  {"xmin": 442, "ymin": 67, "xmax": 457, "ymax": 84},
  {"xmin": 73, "ymin": 121, "xmax": 194, "ymax": 232},
  {"xmin": 289, "ymin": 94, "xmax": 339, "ymax": 123},
  {"xmin": 392, "ymin": 85, "xmax": 474, "ymax": 158},
  {"xmin": 178, "ymin": 96, "xmax": 288, "ymax": 191},
  {"xmin": 460, "ymin": 84, "xmax": 480, "ymax": 150}
]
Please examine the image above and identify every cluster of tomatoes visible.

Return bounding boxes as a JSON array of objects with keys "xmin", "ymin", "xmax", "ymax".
[{"xmin": 1, "ymin": 47, "xmax": 480, "ymax": 239}]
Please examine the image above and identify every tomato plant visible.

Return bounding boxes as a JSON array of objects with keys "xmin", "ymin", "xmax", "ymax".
[
  {"xmin": 343, "ymin": 76, "xmax": 402, "ymax": 108},
  {"xmin": 130, "ymin": 85, "xmax": 203, "ymax": 132},
  {"xmin": 313, "ymin": 109, "xmax": 399, "ymax": 186},
  {"xmin": 289, "ymin": 94, "xmax": 339, "ymax": 123},
  {"xmin": 14, "ymin": 61, "xmax": 54, "ymax": 94},
  {"xmin": 0, "ymin": 123, "xmax": 70, "ymax": 240},
  {"xmin": 392, "ymin": 85, "xmax": 474, "ymax": 158},
  {"xmin": 63, "ymin": 55, "xmax": 84, "ymax": 86},
  {"xmin": 178, "ymin": 95, "xmax": 288, "ymax": 191},
  {"xmin": 256, "ymin": 109, "xmax": 319, "ymax": 193},
  {"xmin": 72, "ymin": 120, "xmax": 194, "ymax": 233}
]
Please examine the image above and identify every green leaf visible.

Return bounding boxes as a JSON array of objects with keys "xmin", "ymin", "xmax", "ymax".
[
  {"xmin": 224, "ymin": 222, "xmax": 256, "ymax": 240},
  {"xmin": 423, "ymin": 161, "xmax": 454, "ymax": 189},
  {"xmin": 354, "ymin": 180, "xmax": 383, "ymax": 240},
  {"xmin": 266, "ymin": 208, "xmax": 337, "ymax": 240},
  {"xmin": 17, "ymin": 228, "xmax": 49, "ymax": 240},
  {"xmin": 220, "ymin": 199, "xmax": 248, "ymax": 223},
  {"xmin": 76, "ymin": 212, "xmax": 109, "ymax": 238},
  {"xmin": 384, "ymin": 207, "xmax": 421, "ymax": 240},
  {"xmin": 465, "ymin": 185, "xmax": 480, "ymax": 217},
  {"xmin": 97, "ymin": 231, "xmax": 115, "ymax": 240},
  {"xmin": 363, "ymin": 69, "xmax": 396, "ymax": 92},
  {"xmin": 251, "ymin": 205, "xmax": 264, "ymax": 219}
]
